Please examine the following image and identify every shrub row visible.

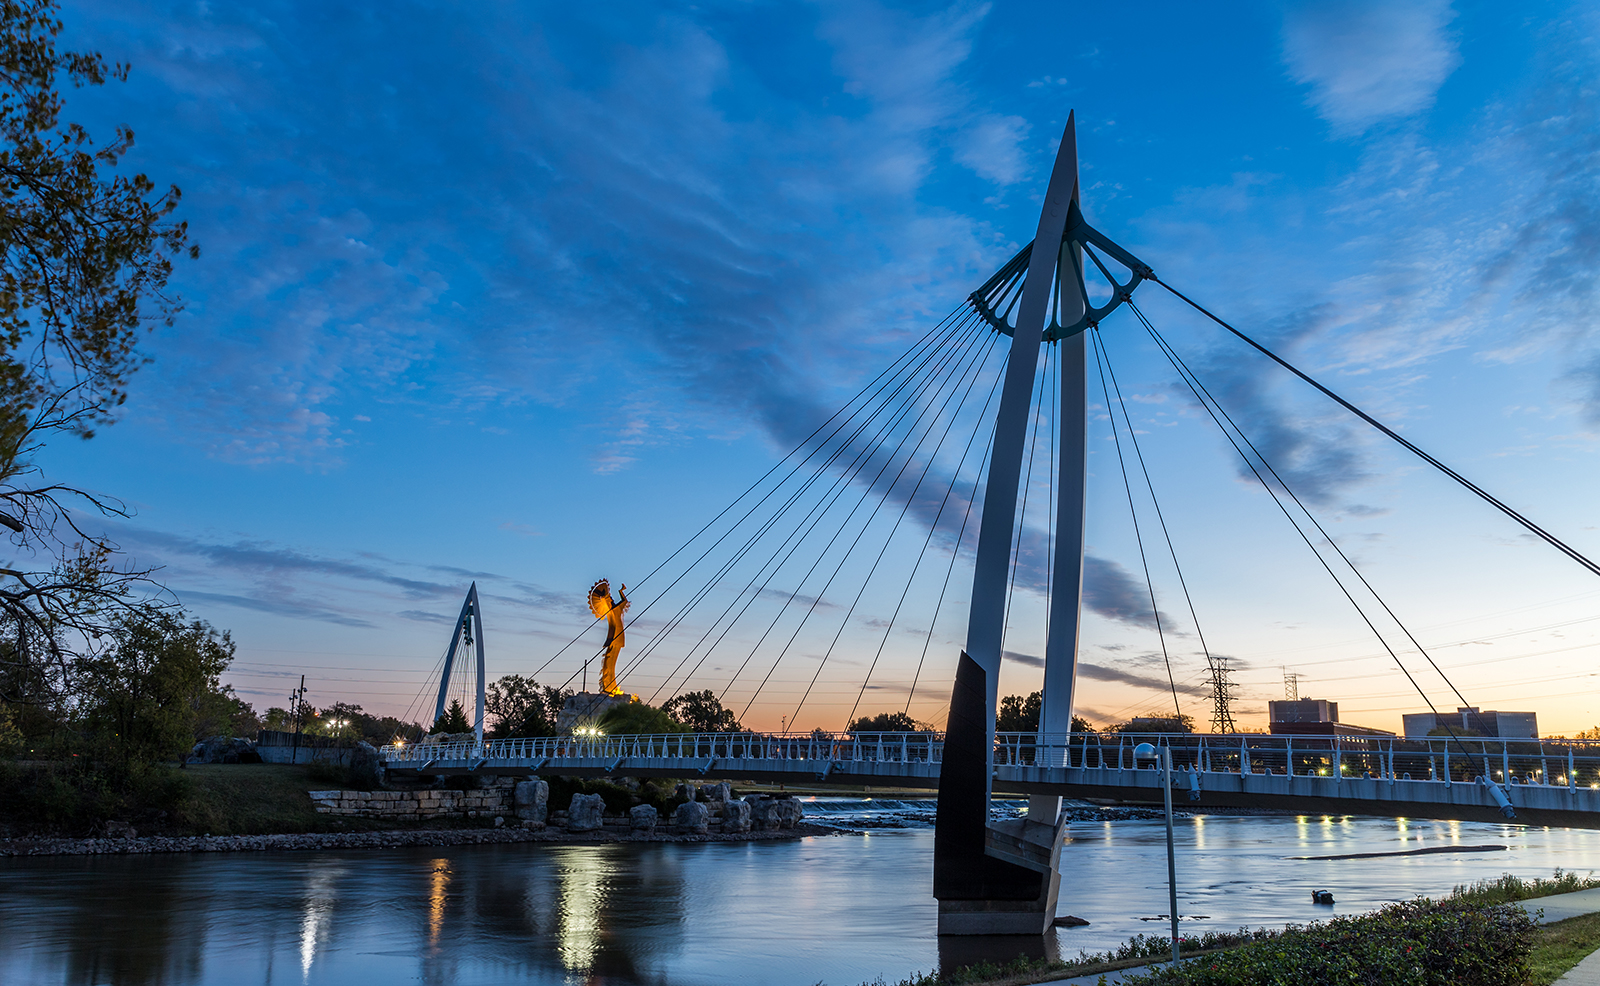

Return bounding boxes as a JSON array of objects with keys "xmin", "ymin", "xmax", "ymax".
[{"xmin": 1126, "ymin": 898, "xmax": 1536, "ymax": 986}]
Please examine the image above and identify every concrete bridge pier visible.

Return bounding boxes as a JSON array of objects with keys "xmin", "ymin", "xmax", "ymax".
[{"xmin": 934, "ymin": 654, "xmax": 1068, "ymax": 934}]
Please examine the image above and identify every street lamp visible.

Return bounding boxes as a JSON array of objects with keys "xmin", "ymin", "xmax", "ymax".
[{"xmin": 1134, "ymin": 742, "xmax": 1180, "ymax": 967}]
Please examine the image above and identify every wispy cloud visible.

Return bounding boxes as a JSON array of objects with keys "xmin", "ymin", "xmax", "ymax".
[
  {"xmin": 66, "ymin": 0, "xmax": 1010, "ymax": 469},
  {"xmin": 1280, "ymin": 0, "xmax": 1461, "ymax": 135}
]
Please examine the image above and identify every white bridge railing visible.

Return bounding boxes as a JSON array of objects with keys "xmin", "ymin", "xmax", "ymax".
[
  {"xmin": 994, "ymin": 732, "xmax": 1600, "ymax": 790},
  {"xmin": 382, "ymin": 730, "xmax": 942, "ymax": 767},
  {"xmin": 383, "ymin": 730, "xmax": 1600, "ymax": 790}
]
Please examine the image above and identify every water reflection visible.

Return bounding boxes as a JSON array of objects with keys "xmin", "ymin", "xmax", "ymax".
[{"xmin": 2, "ymin": 818, "xmax": 1598, "ymax": 986}]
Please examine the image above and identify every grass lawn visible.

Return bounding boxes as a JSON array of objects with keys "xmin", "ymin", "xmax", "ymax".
[
  {"xmin": 1526, "ymin": 912, "xmax": 1600, "ymax": 986},
  {"xmin": 171, "ymin": 763, "xmax": 412, "ymax": 836}
]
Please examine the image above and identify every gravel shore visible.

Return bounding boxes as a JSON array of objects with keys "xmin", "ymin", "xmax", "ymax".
[{"xmin": 0, "ymin": 822, "xmax": 837, "ymax": 857}]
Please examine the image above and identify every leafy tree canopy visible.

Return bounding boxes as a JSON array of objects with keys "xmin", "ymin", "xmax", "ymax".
[
  {"xmin": 662, "ymin": 689, "xmax": 741, "ymax": 733},
  {"xmin": 0, "ymin": 0, "xmax": 195, "ymax": 710},
  {"xmin": 430, "ymin": 699, "xmax": 471, "ymax": 735},
  {"xmin": 485, "ymin": 673, "xmax": 568, "ymax": 739},
  {"xmin": 74, "ymin": 605, "xmax": 233, "ymax": 764},
  {"xmin": 848, "ymin": 711, "xmax": 929, "ymax": 733},
  {"xmin": 997, "ymin": 692, "xmax": 1042, "ymax": 733},
  {"xmin": 1112, "ymin": 714, "xmax": 1196, "ymax": 734},
  {"xmin": 597, "ymin": 700, "xmax": 686, "ymax": 735}
]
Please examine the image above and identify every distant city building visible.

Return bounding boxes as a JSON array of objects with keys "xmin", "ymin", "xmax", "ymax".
[
  {"xmin": 1402, "ymin": 707, "xmax": 1538, "ymax": 739},
  {"xmin": 1269, "ymin": 699, "xmax": 1338, "ymax": 723},
  {"xmin": 1268, "ymin": 697, "xmax": 1394, "ymax": 738}
]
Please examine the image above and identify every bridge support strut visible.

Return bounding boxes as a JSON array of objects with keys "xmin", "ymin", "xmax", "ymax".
[{"xmin": 935, "ymin": 113, "xmax": 1087, "ymax": 935}]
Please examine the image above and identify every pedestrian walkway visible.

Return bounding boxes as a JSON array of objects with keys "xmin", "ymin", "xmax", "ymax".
[
  {"xmin": 1519, "ymin": 887, "xmax": 1600, "ymax": 924},
  {"xmin": 1041, "ymin": 959, "xmax": 1181, "ymax": 985},
  {"xmin": 1557, "ymin": 947, "xmax": 1600, "ymax": 986}
]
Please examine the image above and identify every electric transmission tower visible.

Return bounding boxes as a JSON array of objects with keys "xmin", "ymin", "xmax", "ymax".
[
  {"xmin": 1283, "ymin": 669, "xmax": 1303, "ymax": 701},
  {"xmin": 1206, "ymin": 656, "xmax": 1237, "ymax": 733}
]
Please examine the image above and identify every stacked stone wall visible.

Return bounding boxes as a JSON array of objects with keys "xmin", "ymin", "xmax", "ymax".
[{"xmin": 308, "ymin": 785, "xmax": 512, "ymax": 820}]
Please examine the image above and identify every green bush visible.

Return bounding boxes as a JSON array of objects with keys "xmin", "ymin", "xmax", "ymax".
[
  {"xmin": 1448, "ymin": 869, "xmax": 1600, "ymax": 907},
  {"xmin": 1127, "ymin": 898, "xmax": 1536, "ymax": 986},
  {"xmin": 0, "ymin": 759, "xmax": 192, "ymax": 836},
  {"xmin": 545, "ymin": 775, "xmax": 639, "ymax": 814}
]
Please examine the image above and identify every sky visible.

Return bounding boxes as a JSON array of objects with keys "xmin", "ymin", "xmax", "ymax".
[{"xmin": 28, "ymin": 0, "xmax": 1600, "ymax": 735}]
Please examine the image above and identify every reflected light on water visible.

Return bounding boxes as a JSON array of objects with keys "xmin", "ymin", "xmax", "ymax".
[
  {"xmin": 557, "ymin": 849, "xmax": 609, "ymax": 971},
  {"xmin": 299, "ymin": 869, "xmax": 337, "ymax": 982},
  {"xmin": 428, "ymin": 859, "xmax": 451, "ymax": 948}
]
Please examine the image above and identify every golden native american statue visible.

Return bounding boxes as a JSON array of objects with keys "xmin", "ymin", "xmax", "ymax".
[{"xmin": 587, "ymin": 579, "xmax": 629, "ymax": 696}]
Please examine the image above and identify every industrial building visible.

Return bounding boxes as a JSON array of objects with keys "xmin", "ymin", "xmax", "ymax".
[
  {"xmin": 1402, "ymin": 707, "xmax": 1538, "ymax": 739},
  {"xmin": 1267, "ymin": 698, "xmax": 1394, "ymax": 737}
]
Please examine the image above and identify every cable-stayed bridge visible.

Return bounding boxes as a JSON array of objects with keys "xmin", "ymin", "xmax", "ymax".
[
  {"xmin": 384, "ymin": 113, "xmax": 1600, "ymax": 935},
  {"xmin": 384, "ymin": 729, "xmax": 1600, "ymax": 830}
]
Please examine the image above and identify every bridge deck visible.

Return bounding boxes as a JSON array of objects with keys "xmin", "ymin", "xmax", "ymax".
[{"xmin": 381, "ymin": 731, "xmax": 1600, "ymax": 828}]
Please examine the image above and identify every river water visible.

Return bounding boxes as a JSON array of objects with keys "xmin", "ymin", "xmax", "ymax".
[{"xmin": 3, "ymin": 811, "xmax": 1596, "ymax": 986}]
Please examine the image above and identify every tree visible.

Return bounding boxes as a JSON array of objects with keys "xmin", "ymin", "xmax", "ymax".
[
  {"xmin": 997, "ymin": 691, "xmax": 1042, "ymax": 733},
  {"xmin": 191, "ymin": 681, "xmax": 257, "ymax": 739},
  {"xmin": 1111, "ymin": 714, "xmax": 1195, "ymax": 734},
  {"xmin": 314, "ymin": 701, "xmax": 363, "ymax": 742},
  {"xmin": 73, "ymin": 606, "xmax": 233, "ymax": 765},
  {"xmin": 597, "ymin": 700, "xmax": 686, "ymax": 735},
  {"xmin": 485, "ymin": 674, "xmax": 567, "ymax": 738},
  {"xmin": 662, "ymin": 689, "xmax": 741, "ymax": 733},
  {"xmin": 1071, "ymin": 715, "xmax": 1096, "ymax": 733},
  {"xmin": 430, "ymin": 699, "xmax": 471, "ymax": 735},
  {"xmin": 1577, "ymin": 726, "xmax": 1600, "ymax": 740},
  {"xmin": 848, "ymin": 711, "xmax": 927, "ymax": 733},
  {"xmin": 0, "ymin": 0, "xmax": 195, "ymax": 714}
]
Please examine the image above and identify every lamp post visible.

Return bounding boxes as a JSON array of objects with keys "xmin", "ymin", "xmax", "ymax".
[{"xmin": 1134, "ymin": 742, "xmax": 1180, "ymax": 966}]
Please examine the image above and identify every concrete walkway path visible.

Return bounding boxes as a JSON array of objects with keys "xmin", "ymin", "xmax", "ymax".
[
  {"xmin": 1035, "ymin": 888, "xmax": 1600, "ymax": 986},
  {"xmin": 1557, "ymin": 946, "xmax": 1600, "ymax": 986},
  {"xmin": 1518, "ymin": 887, "xmax": 1600, "ymax": 924}
]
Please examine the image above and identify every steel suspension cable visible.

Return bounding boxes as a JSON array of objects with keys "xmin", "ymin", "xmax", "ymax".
[
  {"xmin": 665, "ymin": 319, "xmax": 1000, "ymax": 705},
  {"xmin": 844, "ymin": 339, "xmax": 1009, "ymax": 728},
  {"xmin": 1090, "ymin": 328, "xmax": 1182, "ymax": 718},
  {"xmin": 1151, "ymin": 276, "xmax": 1600, "ymax": 580},
  {"xmin": 536, "ymin": 305, "xmax": 975, "ymax": 683},
  {"xmin": 531, "ymin": 307, "xmax": 966, "ymax": 685},
  {"xmin": 617, "ymin": 312, "xmax": 986, "ymax": 688},
  {"xmin": 1092, "ymin": 325, "xmax": 1221, "ymax": 687},
  {"xmin": 738, "ymin": 325, "xmax": 999, "ymax": 722},
  {"xmin": 1128, "ymin": 300, "xmax": 1476, "ymax": 714},
  {"xmin": 721, "ymin": 321, "xmax": 996, "ymax": 715},
  {"xmin": 794, "ymin": 328, "xmax": 1005, "ymax": 730},
  {"xmin": 904, "ymin": 370, "xmax": 1004, "ymax": 718},
  {"xmin": 1129, "ymin": 300, "xmax": 1480, "ymax": 760}
]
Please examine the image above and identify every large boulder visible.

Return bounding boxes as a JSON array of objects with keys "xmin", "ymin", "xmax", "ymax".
[
  {"xmin": 772, "ymin": 798, "xmax": 803, "ymax": 829},
  {"xmin": 629, "ymin": 804, "xmax": 658, "ymax": 833},
  {"xmin": 566, "ymin": 793, "xmax": 606, "ymax": 832},
  {"xmin": 721, "ymin": 798, "xmax": 751, "ymax": 833},
  {"xmin": 672, "ymin": 800, "xmax": 710, "ymax": 835},
  {"xmin": 697, "ymin": 781, "xmax": 731, "ymax": 803},
  {"xmin": 347, "ymin": 741, "xmax": 383, "ymax": 788},
  {"xmin": 748, "ymin": 797, "xmax": 779, "ymax": 831},
  {"xmin": 514, "ymin": 779, "xmax": 549, "ymax": 823},
  {"xmin": 190, "ymin": 736, "xmax": 262, "ymax": 765},
  {"xmin": 749, "ymin": 797, "xmax": 804, "ymax": 830}
]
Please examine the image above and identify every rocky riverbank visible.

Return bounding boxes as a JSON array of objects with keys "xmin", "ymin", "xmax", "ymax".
[{"xmin": 0, "ymin": 821, "xmax": 838, "ymax": 857}]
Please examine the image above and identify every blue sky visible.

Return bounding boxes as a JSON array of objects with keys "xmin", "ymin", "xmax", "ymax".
[{"xmin": 38, "ymin": 0, "xmax": 1600, "ymax": 733}]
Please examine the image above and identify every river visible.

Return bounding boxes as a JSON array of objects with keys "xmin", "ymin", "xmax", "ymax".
[{"xmin": 2, "ymin": 811, "xmax": 1595, "ymax": 986}]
